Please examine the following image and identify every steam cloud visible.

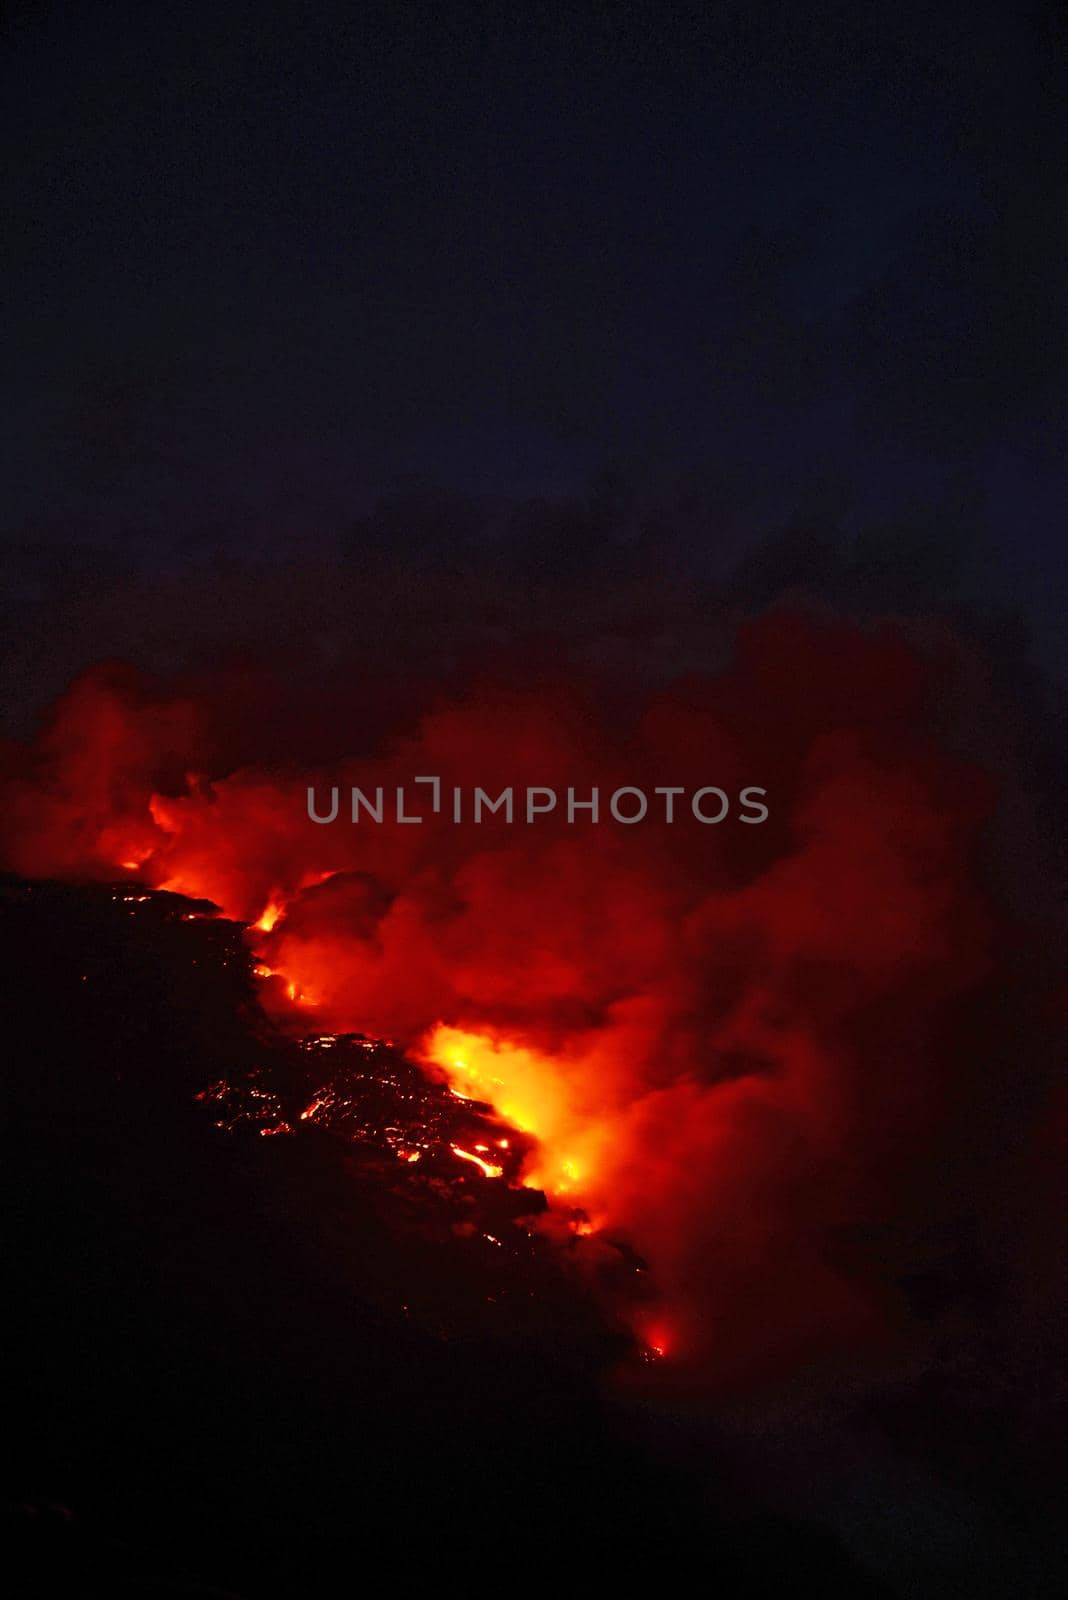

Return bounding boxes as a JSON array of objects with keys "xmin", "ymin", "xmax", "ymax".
[{"xmin": 3, "ymin": 610, "xmax": 1064, "ymax": 1396}]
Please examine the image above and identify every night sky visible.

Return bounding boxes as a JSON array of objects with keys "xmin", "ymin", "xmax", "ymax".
[{"xmin": 4, "ymin": 0, "xmax": 1067, "ymax": 711}]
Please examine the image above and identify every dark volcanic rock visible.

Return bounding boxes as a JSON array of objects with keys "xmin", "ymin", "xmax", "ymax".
[{"xmin": 2, "ymin": 877, "xmax": 889, "ymax": 1597}]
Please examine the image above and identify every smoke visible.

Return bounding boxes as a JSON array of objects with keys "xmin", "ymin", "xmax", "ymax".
[{"xmin": 3, "ymin": 607, "xmax": 1064, "ymax": 1395}]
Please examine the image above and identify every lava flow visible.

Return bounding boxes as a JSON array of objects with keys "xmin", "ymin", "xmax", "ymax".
[
  {"xmin": 3, "ymin": 616, "xmax": 1062, "ymax": 1382},
  {"xmin": 420, "ymin": 1025, "xmax": 605, "ymax": 1207}
]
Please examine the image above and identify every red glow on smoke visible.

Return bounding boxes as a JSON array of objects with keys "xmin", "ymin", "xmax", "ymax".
[{"xmin": 4, "ymin": 616, "xmax": 1039, "ymax": 1384}]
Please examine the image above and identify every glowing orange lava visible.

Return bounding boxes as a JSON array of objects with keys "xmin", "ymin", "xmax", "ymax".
[
  {"xmin": 422, "ymin": 1025, "xmax": 607, "ymax": 1207},
  {"xmin": 116, "ymin": 869, "xmax": 609, "ymax": 1242},
  {"xmin": 0, "ymin": 623, "xmax": 1023, "ymax": 1382},
  {"xmin": 450, "ymin": 1144, "xmax": 504, "ymax": 1179},
  {"xmin": 256, "ymin": 899, "xmax": 285, "ymax": 932}
]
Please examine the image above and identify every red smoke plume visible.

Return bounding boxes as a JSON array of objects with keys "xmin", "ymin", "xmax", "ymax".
[{"xmin": 3, "ymin": 614, "xmax": 1055, "ymax": 1388}]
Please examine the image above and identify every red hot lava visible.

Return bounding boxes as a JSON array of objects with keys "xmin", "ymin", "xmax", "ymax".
[{"xmin": 3, "ymin": 614, "xmax": 1049, "ymax": 1385}]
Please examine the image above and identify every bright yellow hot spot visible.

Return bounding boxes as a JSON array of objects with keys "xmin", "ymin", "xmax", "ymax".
[
  {"xmin": 256, "ymin": 899, "xmax": 284, "ymax": 932},
  {"xmin": 422, "ymin": 1024, "xmax": 603, "ymax": 1203},
  {"xmin": 450, "ymin": 1145, "xmax": 504, "ymax": 1179}
]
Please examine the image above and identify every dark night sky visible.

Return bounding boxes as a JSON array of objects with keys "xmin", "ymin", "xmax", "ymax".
[{"xmin": 4, "ymin": 0, "xmax": 1067, "ymax": 706}]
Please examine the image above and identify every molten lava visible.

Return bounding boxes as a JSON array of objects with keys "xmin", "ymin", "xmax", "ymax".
[
  {"xmin": 421, "ymin": 1025, "xmax": 601, "ymax": 1203},
  {"xmin": 255, "ymin": 898, "xmax": 284, "ymax": 933},
  {"xmin": 450, "ymin": 1145, "xmax": 505, "ymax": 1179},
  {"xmin": 4, "ymin": 616, "xmax": 1047, "ymax": 1380}
]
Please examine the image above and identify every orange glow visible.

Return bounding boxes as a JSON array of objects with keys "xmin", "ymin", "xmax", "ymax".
[
  {"xmin": 281, "ymin": 979, "xmax": 318, "ymax": 1006},
  {"xmin": 115, "ymin": 840, "xmax": 154, "ymax": 871},
  {"xmin": 450, "ymin": 1145, "xmax": 504, "ymax": 1179},
  {"xmin": 256, "ymin": 898, "xmax": 284, "ymax": 932},
  {"xmin": 156, "ymin": 872, "xmax": 206, "ymax": 898},
  {"xmin": 423, "ymin": 1025, "xmax": 606, "ymax": 1204},
  {"xmin": 2, "ymin": 623, "xmax": 1008, "ymax": 1381}
]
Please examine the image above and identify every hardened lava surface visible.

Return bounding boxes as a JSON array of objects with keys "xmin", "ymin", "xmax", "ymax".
[{"xmin": 2, "ymin": 875, "xmax": 886, "ymax": 1598}]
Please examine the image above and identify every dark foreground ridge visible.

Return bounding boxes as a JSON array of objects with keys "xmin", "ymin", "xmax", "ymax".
[{"xmin": 3, "ymin": 877, "xmax": 888, "ymax": 1595}]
